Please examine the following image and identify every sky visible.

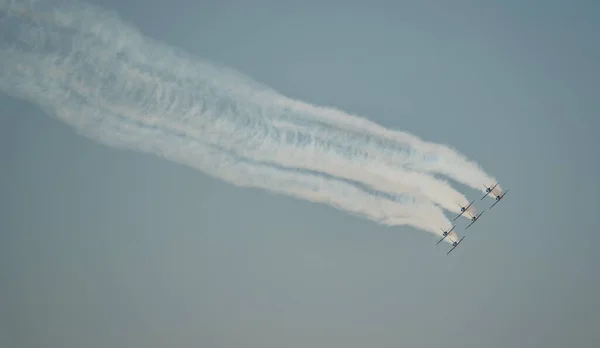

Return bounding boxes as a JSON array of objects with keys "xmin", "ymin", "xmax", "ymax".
[{"xmin": 1, "ymin": 0, "xmax": 599, "ymax": 347}]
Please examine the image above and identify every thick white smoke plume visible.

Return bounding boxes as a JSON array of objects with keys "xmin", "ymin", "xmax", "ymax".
[{"xmin": 0, "ymin": 0, "xmax": 500, "ymax": 243}]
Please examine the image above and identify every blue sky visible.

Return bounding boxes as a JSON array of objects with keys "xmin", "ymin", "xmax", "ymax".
[{"xmin": 1, "ymin": 0, "xmax": 599, "ymax": 347}]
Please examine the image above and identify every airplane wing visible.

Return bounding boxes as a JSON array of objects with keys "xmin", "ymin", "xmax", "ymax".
[
  {"xmin": 489, "ymin": 189, "xmax": 510, "ymax": 209},
  {"xmin": 465, "ymin": 211, "xmax": 485, "ymax": 230},
  {"xmin": 453, "ymin": 210, "xmax": 465, "ymax": 221},
  {"xmin": 446, "ymin": 236, "xmax": 466, "ymax": 255},
  {"xmin": 436, "ymin": 234, "xmax": 448, "ymax": 245},
  {"xmin": 465, "ymin": 219, "xmax": 476, "ymax": 230},
  {"xmin": 465, "ymin": 200, "xmax": 474, "ymax": 211}
]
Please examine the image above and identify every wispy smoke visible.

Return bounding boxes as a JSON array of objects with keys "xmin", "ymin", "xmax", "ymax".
[{"xmin": 0, "ymin": 0, "xmax": 499, "ymax": 242}]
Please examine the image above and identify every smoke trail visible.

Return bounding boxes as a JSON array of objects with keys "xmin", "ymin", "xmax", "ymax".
[
  {"xmin": 0, "ymin": 46, "xmax": 456, "ymax": 238},
  {"xmin": 276, "ymin": 99, "xmax": 503, "ymax": 193},
  {"xmin": 0, "ymin": 0, "xmax": 493, "ymax": 242},
  {"xmin": 1, "ymin": 1, "xmax": 486, "ymax": 217}
]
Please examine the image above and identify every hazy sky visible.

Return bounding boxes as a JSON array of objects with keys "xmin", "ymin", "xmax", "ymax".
[{"xmin": 1, "ymin": 0, "xmax": 599, "ymax": 347}]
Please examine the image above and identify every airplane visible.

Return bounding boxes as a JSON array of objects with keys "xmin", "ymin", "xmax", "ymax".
[
  {"xmin": 489, "ymin": 189, "xmax": 510, "ymax": 209},
  {"xmin": 480, "ymin": 182, "xmax": 500, "ymax": 200},
  {"xmin": 453, "ymin": 200, "xmax": 475, "ymax": 221},
  {"xmin": 464, "ymin": 210, "xmax": 485, "ymax": 230},
  {"xmin": 446, "ymin": 236, "xmax": 466, "ymax": 255},
  {"xmin": 436, "ymin": 225, "xmax": 457, "ymax": 245}
]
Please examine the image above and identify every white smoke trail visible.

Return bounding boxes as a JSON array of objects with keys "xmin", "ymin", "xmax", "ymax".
[
  {"xmin": 0, "ymin": 47, "xmax": 456, "ymax": 238},
  {"xmin": 276, "ymin": 99, "xmax": 503, "ymax": 193},
  {"xmin": 0, "ymin": 0, "xmax": 496, "ymax": 242},
  {"xmin": 0, "ymin": 1, "xmax": 488, "ymax": 216}
]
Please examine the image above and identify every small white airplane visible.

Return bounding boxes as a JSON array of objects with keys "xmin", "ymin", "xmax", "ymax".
[
  {"xmin": 453, "ymin": 200, "xmax": 475, "ymax": 221},
  {"xmin": 489, "ymin": 189, "xmax": 510, "ymax": 209},
  {"xmin": 480, "ymin": 182, "xmax": 500, "ymax": 200},
  {"xmin": 465, "ymin": 210, "xmax": 485, "ymax": 230},
  {"xmin": 446, "ymin": 236, "xmax": 466, "ymax": 255},
  {"xmin": 436, "ymin": 225, "xmax": 456, "ymax": 245}
]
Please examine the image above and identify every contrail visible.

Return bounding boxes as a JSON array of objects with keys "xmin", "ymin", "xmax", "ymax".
[{"xmin": 0, "ymin": 0, "xmax": 495, "ymax": 242}]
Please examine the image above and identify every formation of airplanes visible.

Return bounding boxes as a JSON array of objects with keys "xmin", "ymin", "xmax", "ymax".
[{"xmin": 441, "ymin": 182, "xmax": 509, "ymax": 255}]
